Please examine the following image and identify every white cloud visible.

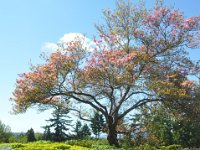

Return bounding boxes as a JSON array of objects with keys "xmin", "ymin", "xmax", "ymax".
[
  {"xmin": 42, "ymin": 33, "xmax": 95, "ymax": 52},
  {"xmin": 59, "ymin": 33, "xmax": 85, "ymax": 43},
  {"xmin": 41, "ymin": 42, "xmax": 58, "ymax": 52}
]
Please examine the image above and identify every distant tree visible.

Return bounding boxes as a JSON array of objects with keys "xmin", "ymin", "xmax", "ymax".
[
  {"xmin": 73, "ymin": 121, "xmax": 82, "ymax": 139},
  {"xmin": 26, "ymin": 128, "xmax": 36, "ymax": 142},
  {"xmin": 0, "ymin": 120, "xmax": 12, "ymax": 143},
  {"xmin": 81, "ymin": 124, "xmax": 91, "ymax": 138},
  {"xmin": 46, "ymin": 106, "xmax": 72, "ymax": 142},
  {"xmin": 90, "ymin": 111, "xmax": 104, "ymax": 139},
  {"xmin": 42, "ymin": 126, "xmax": 52, "ymax": 141},
  {"xmin": 73, "ymin": 121, "xmax": 91, "ymax": 139}
]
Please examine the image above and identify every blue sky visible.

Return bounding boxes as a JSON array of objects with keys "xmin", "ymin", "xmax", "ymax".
[{"xmin": 0, "ymin": 0, "xmax": 199, "ymax": 133}]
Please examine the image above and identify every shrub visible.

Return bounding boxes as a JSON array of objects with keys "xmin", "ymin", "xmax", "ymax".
[
  {"xmin": 135, "ymin": 144, "xmax": 157, "ymax": 150},
  {"xmin": 65, "ymin": 139, "xmax": 108, "ymax": 148},
  {"xmin": 9, "ymin": 143, "xmax": 25, "ymax": 148},
  {"xmin": 92, "ymin": 144, "xmax": 118, "ymax": 150},
  {"xmin": 160, "ymin": 144, "xmax": 182, "ymax": 150},
  {"xmin": 53, "ymin": 144, "xmax": 71, "ymax": 150}
]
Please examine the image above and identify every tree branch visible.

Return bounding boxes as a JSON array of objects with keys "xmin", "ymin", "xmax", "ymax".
[{"xmin": 118, "ymin": 98, "xmax": 160, "ymax": 120}]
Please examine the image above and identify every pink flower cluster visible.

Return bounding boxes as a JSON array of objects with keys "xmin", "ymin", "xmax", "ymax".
[
  {"xmin": 181, "ymin": 17, "xmax": 197, "ymax": 29},
  {"xmin": 145, "ymin": 7, "xmax": 170, "ymax": 25},
  {"xmin": 87, "ymin": 49, "xmax": 136, "ymax": 69},
  {"xmin": 181, "ymin": 80, "xmax": 196, "ymax": 87}
]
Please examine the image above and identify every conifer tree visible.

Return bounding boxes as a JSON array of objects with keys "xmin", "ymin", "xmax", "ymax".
[
  {"xmin": 74, "ymin": 120, "xmax": 82, "ymax": 139},
  {"xmin": 46, "ymin": 106, "xmax": 72, "ymax": 141},
  {"xmin": 26, "ymin": 128, "xmax": 36, "ymax": 142},
  {"xmin": 81, "ymin": 124, "xmax": 91, "ymax": 138},
  {"xmin": 42, "ymin": 125, "xmax": 52, "ymax": 141},
  {"xmin": 91, "ymin": 111, "xmax": 104, "ymax": 139}
]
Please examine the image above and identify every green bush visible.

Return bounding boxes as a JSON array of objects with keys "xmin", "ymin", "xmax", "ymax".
[
  {"xmin": 69, "ymin": 146, "xmax": 93, "ymax": 150},
  {"xmin": 53, "ymin": 144, "xmax": 71, "ymax": 150},
  {"xmin": 92, "ymin": 144, "xmax": 118, "ymax": 150},
  {"xmin": 65, "ymin": 139, "xmax": 108, "ymax": 148},
  {"xmin": 68, "ymin": 140, "xmax": 94, "ymax": 148},
  {"xmin": 9, "ymin": 143, "xmax": 25, "ymax": 148},
  {"xmin": 135, "ymin": 144, "xmax": 157, "ymax": 150},
  {"xmin": 160, "ymin": 144, "xmax": 182, "ymax": 150}
]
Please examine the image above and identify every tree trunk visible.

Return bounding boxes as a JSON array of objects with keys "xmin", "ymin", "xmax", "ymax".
[{"xmin": 107, "ymin": 116, "xmax": 120, "ymax": 148}]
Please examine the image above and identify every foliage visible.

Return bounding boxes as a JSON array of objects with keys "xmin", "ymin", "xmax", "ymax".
[
  {"xmin": 90, "ymin": 111, "xmax": 104, "ymax": 139},
  {"xmin": 172, "ymin": 120, "xmax": 200, "ymax": 147},
  {"xmin": 160, "ymin": 144, "xmax": 182, "ymax": 150},
  {"xmin": 11, "ymin": 0, "xmax": 200, "ymax": 147},
  {"xmin": 164, "ymin": 80, "xmax": 200, "ymax": 122},
  {"xmin": 131, "ymin": 103, "xmax": 200, "ymax": 147},
  {"xmin": 0, "ymin": 120, "xmax": 12, "ymax": 143}
]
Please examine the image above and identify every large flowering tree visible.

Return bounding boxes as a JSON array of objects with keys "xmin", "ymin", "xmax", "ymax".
[{"xmin": 11, "ymin": 0, "xmax": 200, "ymax": 147}]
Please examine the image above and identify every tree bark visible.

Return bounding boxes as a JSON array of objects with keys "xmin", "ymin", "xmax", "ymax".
[{"xmin": 107, "ymin": 116, "xmax": 120, "ymax": 148}]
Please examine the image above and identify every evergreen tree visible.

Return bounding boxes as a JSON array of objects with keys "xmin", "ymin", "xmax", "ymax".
[
  {"xmin": 46, "ymin": 106, "xmax": 72, "ymax": 142},
  {"xmin": 90, "ymin": 111, "xmax": 104, "ymax": 139},
  {"xmin": 74, "ymin": 120, "xmax": 82, "ymax": 139},
  {"xmin": 81, "ymin": 124, "xmax": 91, "ymax": 138},
  {"xmin": 73, "ymin": 121, "xmax": 91, "ymax": 139},
  {"xmin": 42, "ymin": 125, "xmax": 52, "ymax": 141},
  {"xmin": 26, "ymin": 128, "xmax": 36, "ymax": 142}
]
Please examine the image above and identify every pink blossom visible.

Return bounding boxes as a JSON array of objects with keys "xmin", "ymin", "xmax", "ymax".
[
  {"xmin": 90, "ymin": 58, "xmax": 96, "ymax": 64},
  {"xmin": 185, "ymin": 18, "xmax": 195, "ymax": 24},
  {"xmin": 182, "ymin": 22, "xmax": 190, "ymax": 29},
  {"xmin": 148, "ymin": 15, "xmax": 157, "ymax": 20},
  {"xmin": 181, "ymin": 80, "xmax": 196, "ymax": 87}
]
